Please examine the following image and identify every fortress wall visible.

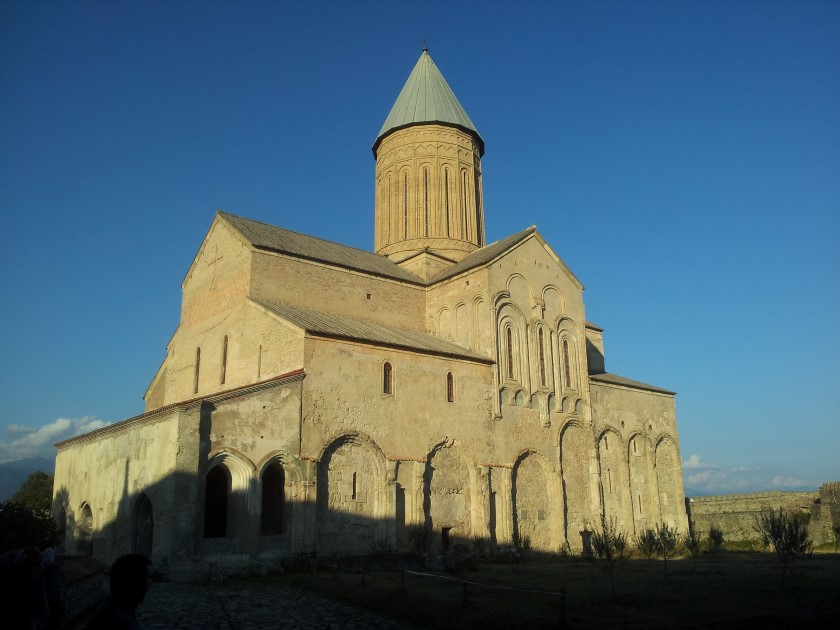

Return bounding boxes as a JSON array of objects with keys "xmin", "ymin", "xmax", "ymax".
[{"xmin": 687, "ymin": 490, "xmax": 819, "ymax": 543}]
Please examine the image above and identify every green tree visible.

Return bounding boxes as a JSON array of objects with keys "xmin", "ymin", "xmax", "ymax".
[
  {"xmin": 11, "ymin": 471, "xmax": 54, "ymax": 516},
  {"xmin": 0, "ymin": 501, "xmax": 60, "ymax": 552},
  {"xmin": 656, "ymin": 522, "xmax": 680, "ymax": 577},
  {"xmin": 591, "ymin": 515, "xmax": 627, "ymax": 599},
  {"xmin": 684, "ymin": 528, "xmax": 703, "ymax": 571},
  {"xmin": 753, "ymin": 507, "xmax": 813, "ymax": 591}
]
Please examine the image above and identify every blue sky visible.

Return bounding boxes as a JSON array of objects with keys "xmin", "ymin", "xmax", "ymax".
[{"xmin": 1, "ymin": 1, "xmax": 838, "ymax": 494}]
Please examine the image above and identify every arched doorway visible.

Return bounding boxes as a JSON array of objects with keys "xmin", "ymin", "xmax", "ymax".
[{"xmin": 204, "ymin": 464, "xmax": 229, "ymax": 538}]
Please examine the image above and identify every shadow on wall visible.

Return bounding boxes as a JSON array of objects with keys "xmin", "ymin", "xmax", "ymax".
[{"xmin": 51, "ymin": 461, "xmax": 614, "ymax": 581}]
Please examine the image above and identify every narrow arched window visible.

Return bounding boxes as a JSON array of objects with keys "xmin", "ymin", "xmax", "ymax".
[
  {"xmin": 260, "ymin": 463, "xmax": 285, "ymax": 536},
  {"xmin": 462, "ymin": 171, "xmax": 470, "ymax": 238},
  {"xmin": 444, "ymin": 168, "xmax": 451, "ymax": 237},
  {"xmin": 194, "ymin": 347, "xmax": 201, "ymax": 394},
  {"xmin": 562, "ymin": 338, "xmax": 572, "ymax": 388},
  {"xmin": 220, "ymin": 336, "xmax": 228, "ymax": 385},
  {"xmin": 423, "ymin": 167, "xmax": 430, "ymax": 236},
  {"xmin": 538, "ymin": 328, "xmax": 546, "ymax": 386},
  {"xmin": 506, "ymin": 327, "xmax": 514, "ymax": 380},
  {"xmin": 403, "ymin": 172, "xmax": 409, "ymax": 239},
  {"xmin": 387, "ymin": 175, "xmax": 392, "ymax": 241},
  {"xmin": 383, "ymin": 362, "xmax": 393, "ymax": 394},
  {"xmin": 474, "ymin": 171, "xmax": 483, "ymax": 244},
  {"xmin": 446, "ymin": 372, "xmax": 454, "ymax": 402},
  {"xmin": 204, "ymin": 465, "xmax": 229, "ymax": 538}
]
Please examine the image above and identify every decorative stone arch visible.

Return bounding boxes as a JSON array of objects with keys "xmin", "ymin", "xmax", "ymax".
[
  {"xmin": 77, "ymin": 502, "xmax": 94, "ymax": 556},
  {"xmin": 533, "ymin": 321, "xmax": 552, "ymax": 389},
  {"xmin": 497, "ymin": 302, "xmax": 526, "ymax": 386},
  {"xmin": 556, "ymin": 318, "xmax": 581, "ymax": 392},
  {"xmin": 654, "ymin": 435, "xmax": 682, "ymax": 527},
  {"xmin": 437, "ymin": 305, "xmax": 454, "ymax": 340},
  {"xmin": 541, "ymin": 285, "xmax": 565, "ymax": 321},
  {"xmin": 424, "ymin": 440, "xmax": 475, "ymax": 551},
  {"xmin": 627, "ymin": 432, "xmax": 653, "ymax": 530},
  {"xmin": 316, "ymin": 432, "xmax": 390, "ymax": 554},
  {"xmin": 454, "ymin": 300, "xmax": 472, "ymax": 348},
  {"xmin": 512, "ymin": 449, "xmax": 562, "ymax": 550},
  {"xmin": 255, "ymin": 453, "xmax": 303, "ymax": 538},
  {"xmin": 203, "ymin": 449, "xmax": 255, "ymax": 539},
  {"xmin": 558, "ymin": 420, "xmax": 595, "ymax": 550},
  {"xmin": 131, "ymin": 493, "xmax": 154, "ymax": 557},
  {"xmin": 513, "ymin": 388, "xmax": 528, "ymax": 407},
  {"xmin": 597, "ymin": 427, "xmax": 633, "ymax": 533}
]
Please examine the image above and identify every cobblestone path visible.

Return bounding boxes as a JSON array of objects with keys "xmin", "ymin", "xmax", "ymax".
[{"xmin": 138, "ymin": 582, "xmax": 417, "ymax": 629}]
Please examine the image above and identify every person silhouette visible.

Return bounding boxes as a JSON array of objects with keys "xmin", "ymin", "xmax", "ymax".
[{"xmin": 86, "ymin": 554, "xmax": 152, "ymax": 629}]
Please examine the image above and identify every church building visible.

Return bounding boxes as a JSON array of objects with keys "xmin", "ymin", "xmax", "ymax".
[{"xmin": 53, "ymin": 51, "xmax": 688, "ymax": 576}]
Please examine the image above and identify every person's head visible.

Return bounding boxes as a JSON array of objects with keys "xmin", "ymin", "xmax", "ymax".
[{"xmin": 109, "ymin": 554, "xmax": 152, "ymax": 609}]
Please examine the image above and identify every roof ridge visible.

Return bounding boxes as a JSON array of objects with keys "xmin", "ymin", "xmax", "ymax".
[{"xmin": 219, "ymin": 211, "xmax": 376, "ymax": 257}]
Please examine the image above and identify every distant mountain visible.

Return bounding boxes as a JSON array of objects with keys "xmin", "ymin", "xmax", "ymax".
[{"xmin": 0, "ymin": 457, "xmax": 55, "ymax": 501}]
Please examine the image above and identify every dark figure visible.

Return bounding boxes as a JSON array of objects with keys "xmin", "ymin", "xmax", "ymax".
[{"xmin": 86, "ymin": 554, "xmax": 151, "ymax": 630}]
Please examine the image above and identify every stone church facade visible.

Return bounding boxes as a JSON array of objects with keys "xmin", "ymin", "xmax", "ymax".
[{"xmin": 53, "ymin": 51, "xmax": 688, "ymax": 576}]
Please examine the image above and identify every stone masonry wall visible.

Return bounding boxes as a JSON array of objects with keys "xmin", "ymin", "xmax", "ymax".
[{"xmin": 687, "ymin": 490, "xmax": 818, "ymax": 543}]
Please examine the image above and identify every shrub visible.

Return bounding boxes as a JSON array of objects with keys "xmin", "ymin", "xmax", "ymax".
[
  {"xmin": 635, "ymin": 527, "xmax": 659, "ymax": 559},
  {"xmin": 591, "ymin": 515, "xmax": 627, "ymax": 599},
  {"xmin": 406, "ymin": 523, "xmax": 431, "ymax": 555}
]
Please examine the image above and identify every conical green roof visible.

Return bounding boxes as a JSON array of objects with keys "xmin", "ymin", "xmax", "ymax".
[{"xmin": 373, "ymin": 50, "xmax": 484, "ymax": 156}]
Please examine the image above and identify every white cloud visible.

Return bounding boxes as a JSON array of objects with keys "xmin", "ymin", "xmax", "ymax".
[
  {"xmin": 0, "ymin": 417, "xmax": 110, "ymax": 464},
  {"xmin": 770, "ymin": 475, "xmax": 808, "ymax": 488},
  {"xmin": 683, "ymin": 453, "xmax": 814, "ymax": 495},
  {"xmin": 683, "ymin": 454, "xmax": 714, "ymax": 470}
]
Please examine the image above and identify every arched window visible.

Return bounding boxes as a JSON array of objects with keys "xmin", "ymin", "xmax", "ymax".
[
  {"xmin": 383, "ymin": 362, "xmax": 393, "ymax": 395},
  {"xmin": 423, "ymin": 167, "xmax": 430, "ymax": 236},
  {"xmin": 446, "ymin": 372, "xmax": 454, "ymax": 403},
  {"xmin": 403, "ymin": 171, "xmax": 409, "ymax": 239},
  {"xmin": 194, "ymin": 347, "xmax": 201, "ymax": 394},
  {"xmin": 462, "ymin": 171, "xmax": 470, "ymax": 238},
  {"xmin": 387, "ymin": 175, "xmax": 392, "ymax": 241},
  {"xmin": 538, "ymin": 328, "xmax": 547, "ymax": 386},
  {"xmin": 204, "ymin": 465, "xmax": 229, "ymax": 538},
  {"xmin": 562, "ymin": 338, "xmax": 572, "ymax": 388},
  {"xmin": 220, "ymin": 336, "xmax": 228, "ymax": 385},
  {"xmin": 260, "ymin": 463, "xmax": 285, "ymax": 536},
  {"xmin": 78, "ymin": 503, "xmax": 93, "ymax": 556},
  {"xmin": 506, "ymin": 327, "xmax": 514, "ymax": 380},
  {"xmin": 443, "ymin": 168, "xmax": 451, "ymax": 237}
]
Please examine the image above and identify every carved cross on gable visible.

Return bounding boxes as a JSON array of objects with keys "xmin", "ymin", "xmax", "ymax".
[{"xmin": 206, "ymin": 244, "xmax": 223, "ymax": 289}]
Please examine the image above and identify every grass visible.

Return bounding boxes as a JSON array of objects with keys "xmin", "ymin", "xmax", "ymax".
[{"xmin": 246, "ymin": 550, "xmax": 840, "ymax": 629}]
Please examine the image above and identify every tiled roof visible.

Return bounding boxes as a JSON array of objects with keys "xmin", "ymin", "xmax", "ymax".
[
  {"xmin": 252, "ymin": 298, "xmax": 493, "ymax": 363},
  {"xmin": 589, "ymin": 372, "xmax": 675, "ymax": 395},
  {"xmin": 428, "ymin": 227, "xmax": 536, "ymax": 284},
  {"xmin": 219, "ymin": 212, "xmax": 422, "ymax": 284},
  {"xmin": 374, "ymin": 50, "xmax": 483, "ymax": 155}
]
